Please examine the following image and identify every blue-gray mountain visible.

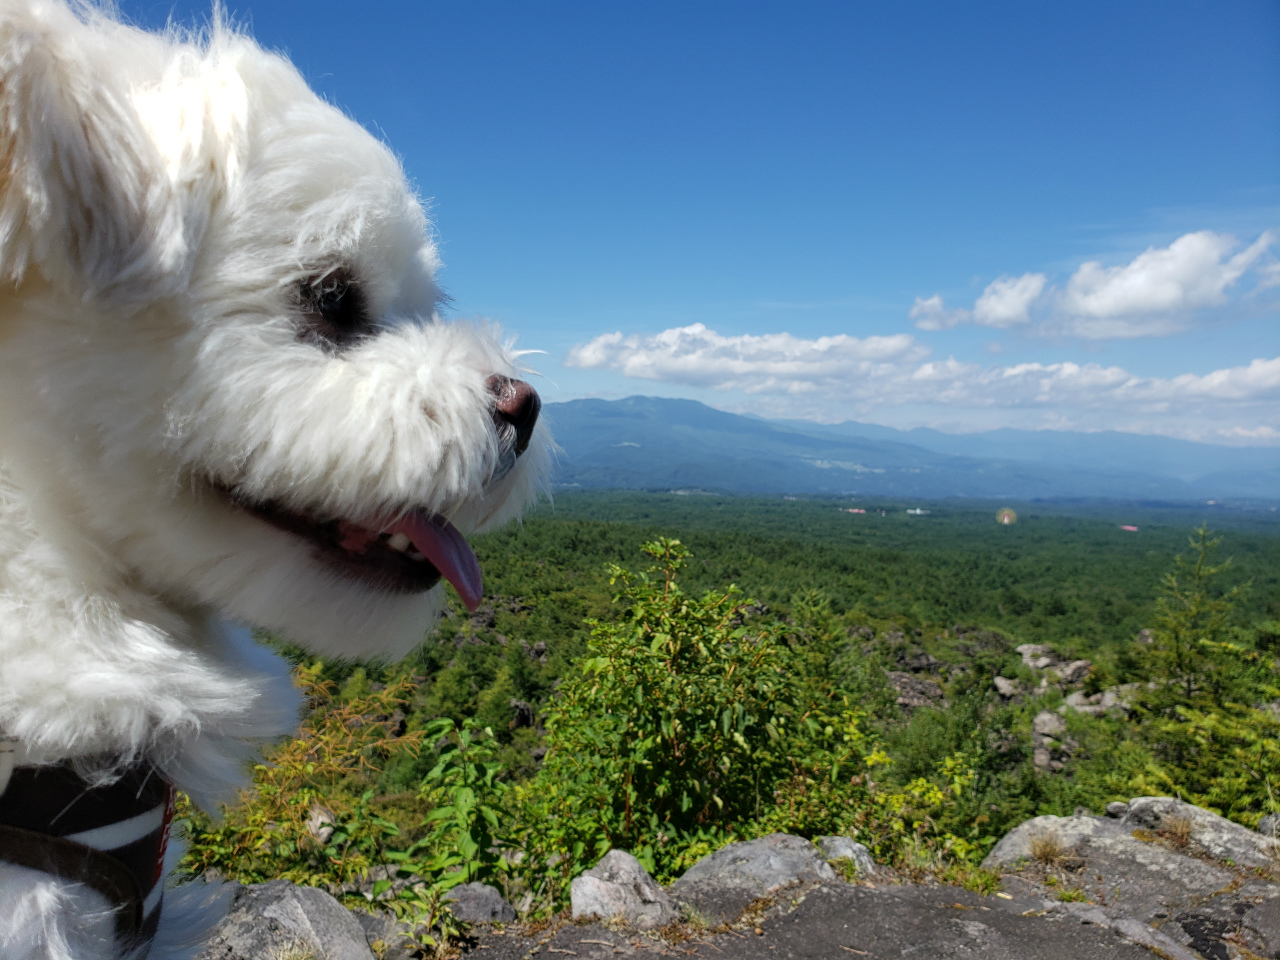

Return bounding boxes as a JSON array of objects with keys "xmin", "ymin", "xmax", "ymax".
[{"xmin": 543, "ymin": 397, "xmax": 1279, "ymax": 501}]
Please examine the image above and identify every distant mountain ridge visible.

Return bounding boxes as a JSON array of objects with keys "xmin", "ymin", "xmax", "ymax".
[{"xmin": 542, "ymin": 396, "xmax": 1279, "ymax": 501}]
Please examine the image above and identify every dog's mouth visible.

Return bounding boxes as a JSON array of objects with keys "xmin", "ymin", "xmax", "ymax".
[{"xmin": 221, "ymin": 489, "xmax": 482, "ymax": 609}]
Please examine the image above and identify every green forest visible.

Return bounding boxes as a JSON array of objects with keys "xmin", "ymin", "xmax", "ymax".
[{"xmin": 180, "ymin": 492, "xmax": 1280, "ymax": 943}]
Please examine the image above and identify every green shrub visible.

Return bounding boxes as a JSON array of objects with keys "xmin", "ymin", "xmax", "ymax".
[
  {"xmin": 505, "ymin": 538, "xmax": 990, "ymax": 911},
  {"xmin": 178, "ymin": 669, "xmax": 508, "ymax": 955},
  {"xmin": 178, "ymin": 665, "xmax": 423, "ymax": 889}
]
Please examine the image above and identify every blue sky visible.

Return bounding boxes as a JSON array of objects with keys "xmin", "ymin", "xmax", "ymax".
[{"xmin": 124, "ymin": 1, "xmax": 1280, "ymax": 443}]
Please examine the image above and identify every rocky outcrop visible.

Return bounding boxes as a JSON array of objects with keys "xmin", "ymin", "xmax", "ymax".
[
  {"xmin": 1016, "ymin": 643, "xmax": 1056, "ymax": 670},
  {"xmin": 570, "ymin": 850, "xmax": 678, "ymax": 929},
  {"xmin": 984, "ymin": 798, "xmax": 1280, "ymax": 959},
  {"xmin": 886, "ymin": 671, "xmax": 947, "ymax": 711},
  {"xmin": 1030, "ymin": 709, "xmax": 1077, "ymax": 771},
  {"xmin": 1056, "ymin": 659, "xmax": 1092, "ymax": 684},
  {"xmin": 197, "ymin": 880, "xmax": 376, "ymax": 960},
  {"xmin": 1061, "ymin": 683, "xmax": 1139, "ymax": 717},
  {"xmin": 1015, "ymin": 643, "xmax": 1092, "ymax": 685},
  {"xmin": 668, "ymin": 833, "xmax": 836, "ymax": 923}
]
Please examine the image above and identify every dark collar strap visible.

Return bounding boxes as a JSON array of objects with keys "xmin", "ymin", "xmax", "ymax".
[
  {"xmin": 0, "ymin": 823, "xmax": 145, "ymax": 941},
  {"xmin": 0, "ymin": 761, "xmax": 174, "ymax": 954}
]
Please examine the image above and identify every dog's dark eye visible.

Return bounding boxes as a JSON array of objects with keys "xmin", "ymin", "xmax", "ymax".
[{"xmin": 299, "ymin": 272, "xmax": 372, "ymax": 348}]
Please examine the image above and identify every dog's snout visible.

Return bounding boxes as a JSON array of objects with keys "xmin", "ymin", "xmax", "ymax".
[{"xmin": 487, "ymin": 375, "xmax": 541, "ymax": 456}]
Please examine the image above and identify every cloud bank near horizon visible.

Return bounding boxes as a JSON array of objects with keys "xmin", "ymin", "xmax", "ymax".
[{"xmin": 565, "ymin": 323, "xmax": 1280, "ymax": 443}]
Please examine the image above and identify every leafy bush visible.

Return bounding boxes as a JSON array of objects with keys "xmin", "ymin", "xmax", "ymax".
[
  {"xmin": 178, "ymin": 667, "xmax": 510, "ymax": 954},
  {"xmin": 179, "ymin": 665, "xmax": 424, "ymax": 888},
  {"xmin": 505, "ymin": 539, "xmax": 991, "ymax": 909}
]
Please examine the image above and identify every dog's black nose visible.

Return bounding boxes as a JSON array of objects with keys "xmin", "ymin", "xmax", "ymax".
[{"xmin": 487, "ymin": 375, "xmax": 541, "ymax": 456}]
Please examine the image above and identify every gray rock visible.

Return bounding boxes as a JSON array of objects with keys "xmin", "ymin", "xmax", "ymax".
[
  {"xmin": 1031, "ymin": 710, "xmax": 1066, "ymax": 738},
  {"xmin": 1015, "ymin": 643, "xmax": 1054, "ymax": 666},
  {"xmin": 444, "ymin": 882, "xmax": 516, "ymax": 924},
  {"xmin": 815, "ymin": 836, "xmax": 876, "ymax": 877},
  {"xmin": 669, "ymin": 833, "xmax": 835, "ymax": 923},
  {"xmin": 1056, "ymin": 659, "xmax": 1092, "ymax": 684},
  {"xmin": 197, "ymin": 879, "xmax": 375, "ymax": 960},
  {"xmin": 1099, "ymin": 684, "xmax": 1140, "ymax": 711},
  {"xmin": 1064, "ymin": 690, "xmax": 1099, "ymax": 707},
  {"xmin": 1124, "ymin": 796, "xmax": 1280, "ymax": 869},
  {"xmin": 1242, "ymin": 896, "xmax": 1280, "ymax": 952},
  {"xmin": 1032, "ymin": 745, "xmax": 1053, "ymax": 771},
  {"xmin": 1105, "ymin": 801, "xmax": 1129, "ymax": 818},
  {"xmin": 992, "ymin": 676, "xmax": 1020, "ymax": 698},
  {"xmin": 351, "ymin": 911, "xmax": 415, "ymax": 960},
  {"xmin": 1258, "ymin": 813, "xmax": 1280, "ymax": 837},
  {"xmin": 570, "ymin": 850, "xmax": 678, "ymax": 930}
]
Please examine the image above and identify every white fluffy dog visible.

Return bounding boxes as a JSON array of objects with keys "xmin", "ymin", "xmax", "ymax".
[{"xmin": 0, "ymin": 2, "xmax": 550, "ymax": 957}]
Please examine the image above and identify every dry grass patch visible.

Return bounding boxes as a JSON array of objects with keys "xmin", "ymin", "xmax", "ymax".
[
  {"xmin": 1158, "ymin": 815, "xmax": 1194, "ymax": 849},
  {"xmin": 1029, "ymin": 831, "xmax": 1067, "ymax": 866}
]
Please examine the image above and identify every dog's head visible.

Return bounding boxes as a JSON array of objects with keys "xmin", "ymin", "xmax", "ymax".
[{"xmin": 0, "ymin": 3, "xmax": 551, "ymax": 657}]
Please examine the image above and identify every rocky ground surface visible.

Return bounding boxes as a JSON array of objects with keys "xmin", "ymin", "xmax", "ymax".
[{"xmin": 195, "ymin": 793, "xmax": 1280, "ymax": 960}]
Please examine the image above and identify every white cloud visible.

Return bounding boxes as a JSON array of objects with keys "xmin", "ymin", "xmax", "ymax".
[
  {"xmin": 565, "ymin": 323, "xmax": 1280, "ymax": 439},
  {"xmin": 973, "ymin": 273, "xmax": 1046, "ymax": 327},
  {"xmin": 1056, "ymin": 230, "xmax": 1273, "ymax": 338},
  {"xmin": 908, "ymin": 230, "xmax": 1276, "ymax": 340},
  {"xmin": 564, "ymin": 323, "xmax": 927, "ymax": 394},
  {"xmin": 909, "ymin": 294, "xmax": 969, "ymax": 330}
]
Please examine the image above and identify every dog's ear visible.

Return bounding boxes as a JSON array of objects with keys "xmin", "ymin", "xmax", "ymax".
[{"xmin": 0, "ymin": 6, "xmax": 235, "ymax": 305}]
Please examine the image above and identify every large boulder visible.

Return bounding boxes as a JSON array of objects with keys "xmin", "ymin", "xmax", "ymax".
[
  {"xmin": 570, "ymin": 850, "xmax": 678, "ymax": 930},
  {"xmin": 444, "ymin": 882, "xmax": 517, "ymax": 923},
  {"xmin": 668, "ymin": 833, "xmax": 835, "ymax": 924},
  {"xmin": 197, "ymin": 880, "xmax": 375, "ymax": 960}
]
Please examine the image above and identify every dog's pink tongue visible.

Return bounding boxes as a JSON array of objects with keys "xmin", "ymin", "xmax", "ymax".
[{"xmin": 388, "ymin": 513, "xmax": 483, "ymax": 611}]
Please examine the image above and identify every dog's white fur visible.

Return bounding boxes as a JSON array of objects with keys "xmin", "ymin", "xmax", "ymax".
[{"xmin": 0, "ymin": 2, "xmax": 551, "ymax": 956}]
